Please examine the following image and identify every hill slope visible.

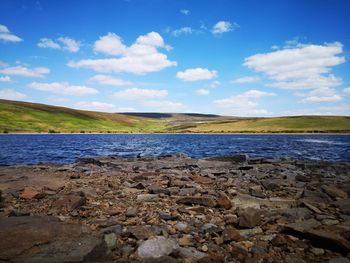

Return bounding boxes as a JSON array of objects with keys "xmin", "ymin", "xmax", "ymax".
[{"xmin": 0, "ymin": 99, "xmax": 349, "ymax": 133}]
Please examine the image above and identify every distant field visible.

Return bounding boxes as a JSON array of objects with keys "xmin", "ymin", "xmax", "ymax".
[{"xmin": 0, "ymin": 99, "xmax": 349, "ymax": 133}]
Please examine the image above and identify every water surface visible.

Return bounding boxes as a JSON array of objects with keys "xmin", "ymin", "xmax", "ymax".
[{"xmin": 0, "ymin": 134, "xmax": 349, "ymax": 165}]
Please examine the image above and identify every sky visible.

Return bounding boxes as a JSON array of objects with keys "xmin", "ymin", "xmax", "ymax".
[{"xmin": 0, "ymin": 0, "xmax": 350, "ymax": 116}]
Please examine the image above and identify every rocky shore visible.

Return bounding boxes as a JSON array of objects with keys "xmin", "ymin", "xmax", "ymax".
[{"xmin": 0, "ymin": 154, "xmax": 349, "ymax": 262}]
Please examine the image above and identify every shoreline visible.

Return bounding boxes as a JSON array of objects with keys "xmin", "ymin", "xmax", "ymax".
[
  {"xmin": 0, "ymin": 154, "xmax": 349, "ymax": 262},
  {"xmin": 1, "ymin": 132, "xmax": 350, "ymax": 135}
]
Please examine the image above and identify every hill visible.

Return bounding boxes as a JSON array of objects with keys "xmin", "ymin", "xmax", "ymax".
[{"xmin": 0, "ymin": 99, "xmax": 349, "ymax": 133}]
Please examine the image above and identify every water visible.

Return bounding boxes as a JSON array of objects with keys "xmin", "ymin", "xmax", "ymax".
[{"xmin": 0, "ymin": 134, "xmax": 349, "ymax": 165}]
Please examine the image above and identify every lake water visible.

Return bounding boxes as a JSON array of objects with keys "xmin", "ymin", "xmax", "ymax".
[{"xmin": 0, "ymin": 134, "xmax": 349, "ymax": 165}]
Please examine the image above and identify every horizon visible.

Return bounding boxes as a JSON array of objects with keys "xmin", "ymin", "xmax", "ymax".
[{"xmin": 0, "ymin": 0, "xmax": 350, "ymax": 117}]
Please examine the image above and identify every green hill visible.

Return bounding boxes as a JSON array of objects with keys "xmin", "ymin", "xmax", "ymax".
[{"xmin": 0, "ymin": 99, "xmax": 349, "ymax": 133}]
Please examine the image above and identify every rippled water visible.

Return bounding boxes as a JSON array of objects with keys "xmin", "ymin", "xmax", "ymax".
[{"xmin": 0, "ymin": 134, "xmax": 349, "ymax": 165}]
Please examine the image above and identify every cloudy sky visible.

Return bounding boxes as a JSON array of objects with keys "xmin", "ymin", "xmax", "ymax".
[{"xmin": 0, "ymin": 0, "xmax": 350, "ymax": 116}]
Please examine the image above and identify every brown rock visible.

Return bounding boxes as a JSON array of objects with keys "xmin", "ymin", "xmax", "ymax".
[
  {"xmin": 190, "ymin": 175, "xmax": 214, "ymax": 185},
  {"xmin": 129, "ymin": 225, "xmax": 155, "ymax": 240},
  {"xmin": 238, "ymin": 208, "xmax": 261, "ymax": 229},
  {"xmin": 198, "ymin": 254, "xmax": 224, "ymax": 263},
  {"xmin": 178, "ymin": 235, "xmax": 193, "ymax": 246},
  {"xmin": 217, "ymin": 192, "xmax": 232, "ymax": 209},
  {"xmin": 321, "ymin": 185, "xmax": 348, "ymax": 199},
  {"xmin": 125, "ymin": 207, "xmax": 138, "ymax": 217},
  {"xmin": 223, "ymin": 227, "xmax": 241, "ymax": 242},
  {"xmin": 177, "ymin": 196, "xmax": 216, "ymax": 207},
  {"xmin": 20, "ymin": 187, "xmax": 45, "ymax": 200},
  {"xmin": 52, "ymin": 192, "xmax": 86, "ymax": 211}
]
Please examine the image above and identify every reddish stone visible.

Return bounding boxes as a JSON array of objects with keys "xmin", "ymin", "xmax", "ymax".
[
  {"xmin": 20, "ymin": 187, "xmax": 44, "ymax": 200},
  {"xmin": 217, "ymin": 192, "xmax": 232, "ymax": 209}
]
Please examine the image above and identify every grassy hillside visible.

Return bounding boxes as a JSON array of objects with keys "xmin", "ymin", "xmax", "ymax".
[
  {"xmin": 0, "ymin": 99, "xmax": 167, "ymax": 133},
  {"xmin": 0, "ymin": 99, "xmax": 349, "ymax": 133},
  {"xmin": 178, "ymin": 116, "xmax": 350, "ymax": 133}
]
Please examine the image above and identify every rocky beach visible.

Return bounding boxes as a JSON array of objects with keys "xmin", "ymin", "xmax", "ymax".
[{"xmin": 0, "ymin": 154, "xmax": 349, "ymax": 263}]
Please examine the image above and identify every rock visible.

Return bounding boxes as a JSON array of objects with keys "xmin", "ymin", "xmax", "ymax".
[
  {"xmin": 125, "ymin": 206, "xmax": 138, "ymax": 217},
  {"xmin": 329, "ymin": 257, "xmax": 350, "ymax": 263},
  {"xmin": 295, "ymin": 174, "xmax": 311, "ymax": 182},
  {"xmin": 321, "ymin": 185, "xmax": 348, "ymax": 199},
  {"xmin": 201, "ymin": 223, "xmax": 220, "ymax": 234},
  {"xmin": 198, "ymin": 254, "xmax": 224, "ymax": 263},
  {"xmin": 176, "ymin": 222, "xmax": 189, "ymax": 233},
  {"xmin": 159, "ymin": 211, "xmax": 177, "ymax": 220},
  {"xmin": 217, "ymin": 192, "xmax": 232, "ymax": 209},
  {"xmin": 222, "ymin": 227, "xmax": 241, "ymax": 242},
  {"xmin": 20, "ymin": 187, "xmax": 45, "ymax": 200},
  {"xmin": 224, "ymin": 214, "xmax": 239, "ymax": 225},
  {"xmin": 148, "ymin": 184, "xmax": 170, "ymax": 195},
  {"xmin": 143, "ymin": 256, "xmax": 177, "ymax": 263},
  {"xmin": 238, "ymin": 208, "xmax": 261, "ymax": 228},
  {"xmin": 137, "ymin": 194, "xmax": 159, "ymax": 202},
  {"xmin": 206, "ymin": 154, "xmax": 249, "ymax": 163},
  {"xmin": 261, "ymin": 180, "xmax": 279, "ymax": 191},
  {"xmin": 238, "ymin": 227, "xmax": 263, "ymax": 238},
  {"xmin": 129, "ymin": 225, "xmax": 155, "ymax": 240},
  {"xmin": 104, "ymin": 232, "xmax": 117, "ymax": 250},
  {"xmin": 137, "ymin": 236, "xmax": 179, "ymax": 259},
  {"xmin": 0, "ymin": 216, "xmax": 106, "ymax": 262},
  {"xmin": 177, "ymin": 247, "xmax": 207, "ymax": 260},
  {"xmin": 52, "ymin": 192, "xmax": 86, "ymax": 211},
  {"xmin": 310, "ymin": 247, "xmax": 324, "ymax": 256},
  {"xmin": 176, "ymin": 196, "xmax": 216, "ymax": 207},
  {"xmin": 178, "ymin": 235, "xmax": 193, "ymax": 246}
]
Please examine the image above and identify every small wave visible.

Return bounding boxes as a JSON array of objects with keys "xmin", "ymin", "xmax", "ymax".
[{"xmin": 296, "ymin": 139, "xmax": 345, "ymax": 145}]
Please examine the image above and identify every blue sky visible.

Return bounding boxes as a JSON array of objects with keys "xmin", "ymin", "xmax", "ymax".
[{"xmin": 0, "ymin": 0, "xmax": 350, "ymax": 116}]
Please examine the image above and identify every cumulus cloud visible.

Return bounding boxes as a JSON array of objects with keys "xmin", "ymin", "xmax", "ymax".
[
  {"xmin": 0, "ymin": 76, "xmax": 11, "ymax": 82},
  {"xmin": 68, "ymin": 32, "xmax": 176, "ymax": 75},
  {"xmin": 0, "ymin": 66, "xmax": 49, "ymax": 77},
  {"xmin": 88, "ymin": 74, "xmax": 132, "ymax": 86},
  {"xmin": 143, "ymin": 100, "xmax": 187, "ymax": 112},
  {"xmin": 244, "ymin": 42, "xmax": 345, "ymax": 89},
  {"xmin": 176, "ymin": 68, "xmax": 217, "ymax": 81},
  {"xmin": 343, "ymin": 87, "xmax": 350, "ymax": 95},
  {"xmin": 171, "ymin": 27, "xmax": 193, "ymax": 37},
  {"xmin": 37, "ymin": 37, "xmax": 80, "ymax": 52},
  {"xmin": 297, "ymin": 88, "xmax": 342, "ymax": 103},
  {"xmin": 0, "ymin": 89, "xmax": 26, "ymax": 100},
  {"xmin": 113, "ymin": 88, "xmax": 168, "ymax": 100},
  {"xmin": 180, "ymin": 9, "xmax": 190, "ymax": 15},
  {"xmin": 210, "ymin": 80, "xmax": 221, "ymax": 88},
  {"xmin": 231, "ymin": 76, "xmax": 261, "ymax": 84},
  {"xmin": 212, "ymin": 21, "xmax": 239, "ymax": 35},
  {"xmin": 93, "ymin": 32, "xmax": 126, "ymax": 55},
  {"xmin": 214, "ymin": 89, "xmax": 275, "ymax": 116},
  {"xmin": 0, "ymin": 24, "xmax": 22, "ymax": 43},
  {"xmin": 28, "ymin": 82, "xmax": 98, "ymax": 96},
  {"xmin": 75, "ymin": 101, "xmax": 116, "ymax": 112},
  {"xmin": 196, "ymin": 89, "xmax": 210, "ymax": 96}
]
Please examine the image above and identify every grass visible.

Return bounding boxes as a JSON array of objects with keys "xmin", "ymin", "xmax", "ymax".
[{"xmin": 0, "ymin": 99, "xmax": 349, "ymax": 133}]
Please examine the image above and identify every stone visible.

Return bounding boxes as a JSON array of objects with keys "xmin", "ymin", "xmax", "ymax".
[
  {"xmin": 176, "ymin": 222, "xmax": 189, "ymax": 233},
  {"xmin": 125, "ymin": 207, "xmax": 138, "ymax": 217},
  {"xmin": 159, "ymin": 211, "xmax": 177, "ymax": 220},
  {"xmin": 137, "ymin": 194, "xmax": 159, "ymax": 202},
  {"xmin": 177, "ymin": 247, "xmax": 207, "ymax": 260},
  {"xmin": 261, "ymin": 180, "xmax": 279, "ymax": 191},
  {"xmin": 51, "ymin": 192, "xmax": 86, "ymax": 211},
  {"xmin": 321, "ymin": 185, "xmax": 348, "ymax": 200},
  {"xmin": 222, "ymin": 227, "xmax": 241, "ymax": 242},
  {"xmin": 217, "ymin": 192, "xmax": 232, "ymax": 209},
  {"xmin": 104, "ymin": 232, "xmax": 117, "ymax": 250},
  {"xmin": 310, "ymin": 247, "xmax": 324, "ymax": 256},
  {"xmin": 178, "ymin": 235, "xmax": 193, "ymax": 246},
  {"xmin": 238, "ymin": 227, "xmax": 263, "ymax": 238},
  {"xmin": 129, "ymin": 225, "xmax": 155, "ymax": 240},
  {"xmin": 295, "ymin": 174, "xmax": 311, "ymax": 182},
  {"xmin": 224, "ymin": 214, "xmax": 239, "ymax": 225},
  {"xmin": 148, "ymin": 184, "xmax": 170, "ymax": 195},
  {"xmin": 137, "ymin": 236, "xmax": 179, "ymax": 259},
  {"xmin": 198, "ymin": 254, "xmax": 225, "ymax": 263},
  {"xmin": 0, "ymin": 216, "xmax": 106, "ymax": 262},
  {"xmin": 238, "ymin": 208, "xmax": 261, "ymax": 228},
  {"xmin": 201, "ymin": 223, "xmax": 220, "ymax": 234},
  {"xmin": 143, "ymin": 256, "xmax": 177, "ymax": 263},
  {"xmin": 20, "ymin": 187, "xmax": 44, "ymax": 200},
  {"xmin": 176, "ymin": 196, "xmax": 216, "ymax": 207},
  {"xmin": 329, "ymin": 258, "xmax": 350, "ymax": 263}
]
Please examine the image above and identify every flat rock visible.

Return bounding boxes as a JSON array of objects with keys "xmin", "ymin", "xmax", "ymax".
[
  {"xmin": 20, "ymin": 187, "xmax": 45, "ymax": 200},
  {"xmin": 0, "ymin": 216, "xmax": 106, "ymax": 262},
  {"xmin": 137, "ymin": 236, "xmax": 179, "ymax": 259},
  {"xmin": 321, "ymin": 185, "xmax": 348, "ymax": 200},
  {"xmin": 137, "ymin": 194, "xmax": 159, "ymax": 202}
]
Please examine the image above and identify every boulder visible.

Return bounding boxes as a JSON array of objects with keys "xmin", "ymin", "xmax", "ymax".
[{"xmin": 238, "ymin": 208, "xmax": 262, "ymax": 228}]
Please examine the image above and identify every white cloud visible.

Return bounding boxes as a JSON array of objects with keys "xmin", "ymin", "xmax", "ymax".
[
  {"xmin": 180, "ymin": 9, "xmax": 190, "ymax": 15},
  {"xmin": 171, "ymin": 27, "xmax": 193, "ymax": 37},
  {"xmin": 0, "ymin": 89, "xmax": 26, "ymax": 100},
  {"xmin": 196, "ymin": 89, "xmax": 210, "ymax": 96},
  {"xmin": 214, "ymin": 89, "xmax": 275, "ymax": 116},
  {"xmin": 244, "ymin": 42, "xmax": 345, "ymax": 89},
  {"xmin": 37, "ymin": 37, "xmax": 80, "ymax": 52},
  {"xmin": 143, "ymin": 100, "xmax": 187, "ymax": 112},
  {"xmin": 0, "ymin": 24, "xmax": 22, "ymax": 43},
  {"xmin": 210, "ymin": 80, "xmax": 221, "ymax": 88},
  {"xmin": 212, "ymin": 21, "xmax": 239, "ymax": 35},
  {"xmin": 88, "ymin": 74, "xmax": 132, "ymax": 86},
  {"xmin": 113, "ymin": 88, "xmax": 168, "ymax": 100},
  {"xmin": 57, "ymin": 37, "xmax": 80, "ymax": 52},
  {"xmin": 343, "ymin": 87, "xmax": 350, "ymax": 95},
  {"xmin": 176, "ymin": 68, "xmax": 217, "ymax": 81},
  {"xmin": 0, "ymin": 66, "xmax": 49, "ymax": 77},
  {"xmin": 0, "ymin": 76, "xmax": 11, "ymax": 82},
  {"xmin": 231, "ymin": 76, "xmax": 261, "ymax": 84},
  {"xmin": 93, "ymin": 32, "xmax": 126, "ymax": 56},
  {"xmin": 69, "ymin": 32, "xmax": 176, "ymax": 75},
  {"xmin": 75, "ymin": 101, "xmax": 116, "ymax": 112},
  {"xmin": 28, "ymin": 82, "xmax": 98, "ymax": 96},
  {"xmin": 297, "ymin": 88, "xmax": 342, "ymax": 103}
]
